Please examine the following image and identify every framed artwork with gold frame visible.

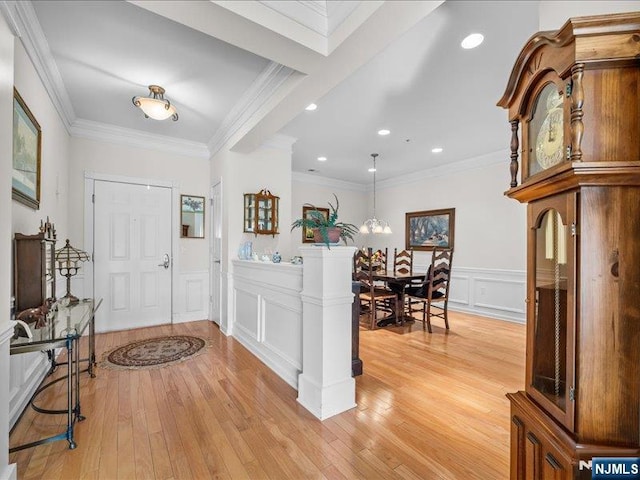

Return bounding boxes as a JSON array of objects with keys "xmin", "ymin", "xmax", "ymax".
[
  {"xmin": 12, "ymin": 88, "xmax": 42, "ymax": 210},
  {"xmin": 301, "ymin": 206, "xmax": 329, "ymax": 243}
]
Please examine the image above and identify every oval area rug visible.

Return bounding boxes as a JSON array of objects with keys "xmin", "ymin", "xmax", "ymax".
[{"xmin": 102, "ymin": 335, "xmax": 208, "ymax": 370}]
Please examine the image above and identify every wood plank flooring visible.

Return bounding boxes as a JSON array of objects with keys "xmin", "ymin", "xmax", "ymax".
[{"xmin": 9, "ymin": 311, "xmax": 525, "ymax": 479}]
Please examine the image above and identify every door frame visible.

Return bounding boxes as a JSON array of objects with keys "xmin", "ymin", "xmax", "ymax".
[
  {"xmin": 83, "ymin": 171, "xmax": 179, "ymax": 321},
  {"xmin": 209, "ymin": 180, "xmax": 222, "ymax": 325}
]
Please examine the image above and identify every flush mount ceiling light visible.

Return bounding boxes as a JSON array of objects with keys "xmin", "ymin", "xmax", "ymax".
[
  {"xmin": 461, "ymin": 33, "xmax": 484, "ymax": 49},
  {"xmin": 378, "ymin": 129, "xmax": 390, "ymax": 136},
  {"xmin": 317, "ymin": 156, "xmax": 327, "ymax": 161},
  {"xmin": 132, "ymin": 85, "xmax": 178, "ymax": 121},
  {"xmin": 360, "ymin": 153, "xmax": 392, "ymax": 235},
  {"xmin": 431, "ymin": 147, "xmax": 444, "ymax": 153},
  {"xmin": 305, "ymin": 103, "xmax": 318, "ymax": 111}
]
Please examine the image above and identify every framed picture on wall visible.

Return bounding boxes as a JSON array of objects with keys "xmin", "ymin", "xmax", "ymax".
[
  {"xmin": 12, "ymin": 88, "xmax": 42, "ymax": 210},
  {"xmin": 405, "ymin": 208, "xmax": 455, "ymax": 251},
  {"xmin": 301, "ymin": 206, "xmax": 330, "ymax": 243}
]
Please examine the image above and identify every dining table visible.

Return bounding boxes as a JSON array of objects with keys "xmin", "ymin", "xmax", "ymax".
[{"xmin": 372, "ymin": 269, "xmax": 425, "ymax": 327}]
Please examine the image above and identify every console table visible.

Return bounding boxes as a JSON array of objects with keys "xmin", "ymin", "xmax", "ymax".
[{"xmin": 9, "ymin": 298, "xmax": 102, "ymax": 452}]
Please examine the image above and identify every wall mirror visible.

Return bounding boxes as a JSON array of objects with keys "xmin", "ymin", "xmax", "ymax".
[{"xmin": 181, "ymin": 195, "xmax": 205, "ymax": 238}]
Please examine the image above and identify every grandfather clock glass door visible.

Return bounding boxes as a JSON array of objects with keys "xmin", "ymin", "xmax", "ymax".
[{"xmin": 528, "ymin": 193, "xmax": 576, "ymax": 431}]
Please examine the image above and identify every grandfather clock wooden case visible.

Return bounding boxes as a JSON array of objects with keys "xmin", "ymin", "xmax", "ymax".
[{"xmin": 498, "ymin": 13, "xmax": 640, "ymax": 480}]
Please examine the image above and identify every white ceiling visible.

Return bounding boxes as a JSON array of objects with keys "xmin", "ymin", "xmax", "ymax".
[{"xmin": 8, "ymin": 0, "xmax": 542, "ymax": 184}]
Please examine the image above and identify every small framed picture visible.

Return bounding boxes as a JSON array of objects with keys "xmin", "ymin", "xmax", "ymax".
[
  {"xmin": 12, "ymin": 88, "xmax": 42, "ymax": 210},
  {"xmin": 405, "ymin": 208, "xmax": 455, "ymax": 251},
  {"xmin": 302, "ymin": 206, "xmax": 329, "ymax": 243}
]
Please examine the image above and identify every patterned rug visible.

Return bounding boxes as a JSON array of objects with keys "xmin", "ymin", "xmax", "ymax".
[{"xmin": 101, "ymin": 335, "xmax": 208, "ymax": 370}]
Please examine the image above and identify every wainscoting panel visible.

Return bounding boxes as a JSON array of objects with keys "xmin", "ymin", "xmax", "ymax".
[
  {"xmin": 175, "ymin": 271, "xmax": 209, "ymax": 323},
  {"xmin": 231, "ymin": 260, "xmax": 303, "ymax": 388},
  {"xmin": 9, "ymin": 351, "xmax": 49, "ymax": 429},
  {"xmin": 414, "ymin": 263, "xmax": 526, "ymax": 323}
]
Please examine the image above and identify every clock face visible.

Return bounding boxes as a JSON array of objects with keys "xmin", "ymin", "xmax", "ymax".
[{"xmin": 529, "ymin": 83, "xmax": 564, "ymax": 176}]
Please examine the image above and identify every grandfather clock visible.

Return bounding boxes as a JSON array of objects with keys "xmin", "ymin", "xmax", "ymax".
[{"xmin": 498, "ymin": 13, "xmax": 640, "ymax": 479}]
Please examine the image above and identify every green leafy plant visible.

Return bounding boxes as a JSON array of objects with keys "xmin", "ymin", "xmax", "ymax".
[{"xmin": 291, "ymin": 194, "xmax": 359, "ymax": 247}]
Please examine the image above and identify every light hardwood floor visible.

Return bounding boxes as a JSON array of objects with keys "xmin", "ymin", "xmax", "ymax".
[{"xmin": 9, "ymin": 312, "xmax": 525, "ymax": 479}]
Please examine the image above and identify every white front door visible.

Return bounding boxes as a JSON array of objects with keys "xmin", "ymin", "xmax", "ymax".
[
  {"xmin": 210, "ymin": 182, "xmax": 222, "ymax": 325},
  {"xmin": 94, "ymin": 180, "xmax": 172, "ymax": 332}
]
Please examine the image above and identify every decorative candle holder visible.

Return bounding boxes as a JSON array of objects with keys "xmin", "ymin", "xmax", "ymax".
[{"xmin": 55, "ymin": 239, "xmax": 89, "ymax": 305}]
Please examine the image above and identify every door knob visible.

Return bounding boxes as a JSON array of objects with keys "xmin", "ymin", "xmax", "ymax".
[{"xmin": 158, "ymin": 254, "xmax": 170, "ymax": 269}]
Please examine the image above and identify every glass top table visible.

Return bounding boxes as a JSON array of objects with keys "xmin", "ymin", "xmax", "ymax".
[
  {"xmin": 11, "ymin": 298, "xmax": 101, "ymax": 354},
  {"xmin": 9, "ymin": 298, "xmax": 102, "ymax": 452}
]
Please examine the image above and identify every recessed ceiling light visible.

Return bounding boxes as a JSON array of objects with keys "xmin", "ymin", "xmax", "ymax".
[
  {"xmin": 378, "ymin": 129, "xmax": 390, "ymax": 136},
  {"xmin": 431, "ymin": 147, "xmax": 443, "ymax": 153},
  {"xmin": 317, "ymin": 156, "xmax": 327, "ymax": 161},
  {"xmin": 305, "ymin": 103, "xmax": 317, "ymax": 111},
  {"xmin": 368, "ymin": 167, "xmax": 376, "ymax": 172},
  {"xmin": 461, "ymin": 33, "xmax": 484, "ymax": 49},
  {"xmin": 308, "ymin": 168, "xmax": 316, "ymax": 172}
]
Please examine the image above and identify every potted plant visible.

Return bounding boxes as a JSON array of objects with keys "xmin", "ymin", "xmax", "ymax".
[{"xmin": 291, "ymin": 194, "xmax": 359, "ymax": 247}]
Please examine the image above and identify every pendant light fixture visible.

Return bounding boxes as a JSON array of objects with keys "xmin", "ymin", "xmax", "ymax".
[
  {"xmin": 132, "ymin": 85, "xmax": 179, "ymax": 121},
  {"xmin": 360, "ymin": 153, "xmax": 392, "ymax": 234}
]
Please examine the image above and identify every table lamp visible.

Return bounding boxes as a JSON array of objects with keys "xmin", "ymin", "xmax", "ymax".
[{"xmin": 55, "ymin": 239, "xmax": 89, "ymax": 305}]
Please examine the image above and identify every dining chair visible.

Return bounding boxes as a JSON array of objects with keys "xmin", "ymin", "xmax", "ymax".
[
  {"xmin": 353, "ymin": 248, "xmax": 397, "ymax": 329},
  {"xmin": 405, "ymin": 248, "xmax": 454, "ymax": 333}
]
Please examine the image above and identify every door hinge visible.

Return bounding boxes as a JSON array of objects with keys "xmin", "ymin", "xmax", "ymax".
[
  {"xmin": 210, "ymin": 197, "xmax": 213, "ymax": 206},
  {"xmin": 92, "ymin": 193, "xmax": 95, "ymax": 203},
  {"xmin": 566, "ymin": 145, "xmax": 572, "ymax": 160},
  {"xmin": 566, "ymin": 81, "xmax": 572, "ymax": 97},
  {"xmin": 209, "ymin": 295, "xmax": 213, "ymax": 303},
  {"xmin": 570, "ymin": 222, "xmax": 578, "ymax": 237},
  {"xmin": 569, "ymin": 386, "xmax": 576, "ymax": 402}
]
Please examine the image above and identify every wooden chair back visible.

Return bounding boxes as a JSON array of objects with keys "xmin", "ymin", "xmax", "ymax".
[
  {"xmin": 427, "ymin": 248, "xmax": 453, "ymax": 301},
  {"xmin": 393, "ymin": 248, "xmax": 413, "ymax": 276}
]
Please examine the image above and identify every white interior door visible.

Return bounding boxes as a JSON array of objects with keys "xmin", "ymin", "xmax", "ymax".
[
  {"xmin": 94, "ymin": 180, "xmax": 172, "ymax": 332},
  {"xmin": 210, "ymin": 182, "xmax": 222, "ymax": 325}
]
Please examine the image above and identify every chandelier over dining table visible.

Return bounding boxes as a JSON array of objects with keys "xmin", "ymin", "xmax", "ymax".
[{"xmin": 360, "ymin": 153, "xmax": 392, "ymax": 234}]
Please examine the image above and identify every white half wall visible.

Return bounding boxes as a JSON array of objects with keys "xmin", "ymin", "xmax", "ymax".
[{"xmin": 231, "ymin": 260, "xmax": 303, "ymax": 388}]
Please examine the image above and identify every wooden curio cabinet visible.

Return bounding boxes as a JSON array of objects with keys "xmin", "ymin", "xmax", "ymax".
[
  {"xmin": 14, "ymin": 224, "xmax": 57, "ymax": 312},
  {"xmin": 498, "ymin": 13, "xmax": 640, "ymax": 480},
  {"xmin": 243, "ymin": 189, "xmax": 279, "ymax": 236}
]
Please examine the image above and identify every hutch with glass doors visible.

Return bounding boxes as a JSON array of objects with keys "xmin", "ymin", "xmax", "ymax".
[
  {"xmin": 243, "ymin": 189, "xmax": 279, "ymax": 236},
  {"xmin": 498, "ymin": 13, "xmax": 640, "ymax": 479}
]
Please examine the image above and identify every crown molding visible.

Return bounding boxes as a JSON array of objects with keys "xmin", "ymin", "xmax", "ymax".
[
  {"xmin": 71, "ymin": 119, "xmax": 210, "ymax": 159},
  {"xmin": 261, "ymin": 133, "xmax": 297, "ymax": 153},
  {"xmin": 375, "ymin": 149, "xmax": 509, "ymax": 190},
  {"xmin": 292, "ymin": 171, "xmax": 366, "ymax": 192},
  {"xmin": 9, "ymin": 0, "xmax": 76, "ymax": 132},
  {"xmin": 0, "ymin": 2, "xmax": 20, "ymax": 36},
  {"xmin": 208, "ymin": 61, "xmax": 294, "ymax": 156}
]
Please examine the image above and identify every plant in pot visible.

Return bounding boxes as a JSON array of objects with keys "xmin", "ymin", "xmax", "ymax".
[{"xmin": 291, "ymin": 194, "xmax": 359, "ymax": 248}]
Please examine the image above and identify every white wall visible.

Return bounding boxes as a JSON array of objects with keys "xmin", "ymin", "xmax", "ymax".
[
  {"xmin": 0, "ymin": 10, "xmax": 16, "ymax": 480},
  {"xmin": 10, "ymin": 39, "xmax": 72, "ymax": 432},
  {"xmin": 12, "ymin": 41, "xmax": 70, "ymax": 240},
  {"xmin": 539, "ymin": 1, "xmax": 640, "ymax": 30},
  {"xmin": 211, "ymin": 135, "xmax": 294, "ymax": 333},
  {"xmin": 291, "ymin": 173, "xmax": 367, "ymax": 255}
]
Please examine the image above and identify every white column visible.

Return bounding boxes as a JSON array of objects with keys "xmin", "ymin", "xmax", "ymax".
[{"xmin": 297, "ymin": 246, "xmax": 357, "ymax": 420}]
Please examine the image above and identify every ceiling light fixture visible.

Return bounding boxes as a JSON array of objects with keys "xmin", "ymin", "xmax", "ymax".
[
  {"xmin": 305, "ymin": 103, "xmax": 318, "ymax": 111},
  {"xmin": 317, "ymin": 156, "xmax": 327, "ymax": 161},
  {"xmin": 132, "ymin": 85, "xmax": 178, "ymax": 121},
  {"xmin": 431, "ymin": 147, "xmax": 443, "ymax": 153},
  {"xmin": 461, "ymin": 33, "xmax": 484, "ymax": 49},
  {"xmin": 378, "ymin": 129, "xmax": 390, "ymax": 136},
  {"xmin": 360, "ymin": 153, "xmax": 392, "ymax": 235}
]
